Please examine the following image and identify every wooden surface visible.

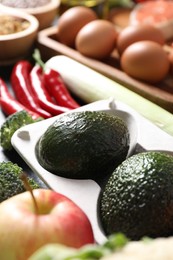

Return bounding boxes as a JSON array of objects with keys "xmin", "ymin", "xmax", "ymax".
[{"xmin": 37, "ymin": 8, "xmax": 173, "ymax": 113}]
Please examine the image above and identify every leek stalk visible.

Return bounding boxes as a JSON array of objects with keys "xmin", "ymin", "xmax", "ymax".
[{"xmin": 46, "ymin": 56, "xmax": 173, "ymax": 136}]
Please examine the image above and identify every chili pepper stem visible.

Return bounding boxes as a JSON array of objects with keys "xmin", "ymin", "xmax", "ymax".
[{"xmin": 33, "ymin": 49, "xmax": 46, "ymax": 71}]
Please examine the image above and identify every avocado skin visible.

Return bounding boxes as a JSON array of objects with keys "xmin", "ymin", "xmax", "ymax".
[
  {"xmin": 99, "ymin": 151, "xmax": 173, "ymax": 240},
  {"xmin": 36, "ymin": 111, "xmax": 129, "ymax": 180}
]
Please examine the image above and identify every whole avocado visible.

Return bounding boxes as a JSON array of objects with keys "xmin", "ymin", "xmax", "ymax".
[
  {"xmin": 36, "ymin": 111, "xmax": 130, "ymax": 180},
  {"xmin": 99, "ymin": 151, "xmax": 173, "ymax": 240}
]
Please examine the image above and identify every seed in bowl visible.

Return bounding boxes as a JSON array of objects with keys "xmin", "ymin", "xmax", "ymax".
[{"xmin": 0, "ymin": 15, "xmax": 30, "ymax": 35}]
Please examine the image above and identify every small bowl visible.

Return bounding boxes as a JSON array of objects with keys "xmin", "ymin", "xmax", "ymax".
[
  {"xmin": 0, "ymin": 0, "xmax": 60, "ymax": 30},
  {"xmin": 0, "ymin": 7, "xmax": 39, "ymax": 65}
]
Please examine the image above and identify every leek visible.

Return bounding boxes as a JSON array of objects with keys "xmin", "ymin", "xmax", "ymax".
[{"xmin": 46, "ymin": 56, "xmax": 173, "ymax": 137}]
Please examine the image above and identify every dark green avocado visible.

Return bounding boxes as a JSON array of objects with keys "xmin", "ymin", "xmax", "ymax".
[
  {"xmin": 99, "ymin": 151, "xmax": 173, "ymax": 240},
  {"xmin": 36, "ymin": 111, "xmax": 130, "ymax": 180}
]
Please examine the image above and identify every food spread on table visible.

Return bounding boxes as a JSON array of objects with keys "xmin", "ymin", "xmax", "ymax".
[{"xmin": 0, "ymin": 1, "xmax": 173, "ymax": 259}]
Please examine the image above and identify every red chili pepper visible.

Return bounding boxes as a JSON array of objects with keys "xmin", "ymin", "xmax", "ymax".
[
  {"xmin": 43, "ymin": 68, "xmax": 80, "ymax": 109},
  {"xmin": 29, "ymin": 65, "xmax": 70, "ymax": 115},
  {"xmin": 0, "ymin": 77, "xmax": 41, "ymax": 120},
  {"xmin": 10, "ymin": 60, "xmax": 52, "ymax": 119},
  {"xmin": 32, "ymin": 49, "xmax": 80, "ymax": 109}
]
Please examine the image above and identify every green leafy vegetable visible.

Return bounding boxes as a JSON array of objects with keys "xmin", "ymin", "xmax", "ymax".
[
  {"xmin": 29, "ymin": 233, "xmax": 129, "ymax": 260},
  {"xmin": 0, "ymin": 161, "xmax": 40, "ymax": 202},
  {"xmin": 0, "ymin": 110, "xmax": 43, "ymax": 151}
]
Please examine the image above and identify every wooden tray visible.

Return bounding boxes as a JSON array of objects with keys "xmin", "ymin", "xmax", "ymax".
[{"xmin": 37, "ymin": 10, "xmax": 173, "ymax": 113}]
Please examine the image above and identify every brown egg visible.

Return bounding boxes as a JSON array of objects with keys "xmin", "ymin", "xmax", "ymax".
[
  {"xmin": 75, "ymin": 20, "xmax": 118, "ymax": 60},
  {"xmin": 121, "ymin": 40, "xmax": 170, "ymax": 83},
  {"xmin": 57, "ymin": 6, "xmax": 98, "ymax": 47},
  {"xmin": 117, "ymin": 24, "xmax": 165, "ymax": 55}
]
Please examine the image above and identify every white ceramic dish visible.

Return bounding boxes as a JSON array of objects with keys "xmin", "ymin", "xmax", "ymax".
[{"xmin": 11, "ymin": 99, "xmax": 173, "ymax": 244}]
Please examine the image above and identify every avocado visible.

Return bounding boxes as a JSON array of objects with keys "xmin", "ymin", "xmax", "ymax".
[
  {"xmin": 99, "ymin": 151, "xmax": 173, "ymax": 240},
  {"xmin": 36, "ymin": 111, "xmax": 130, "ymax": 180}
]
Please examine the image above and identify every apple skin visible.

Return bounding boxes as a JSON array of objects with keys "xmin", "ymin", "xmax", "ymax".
[{"xmin": 0, "ymin": 189, "xmax": 94, "ymax": 260}]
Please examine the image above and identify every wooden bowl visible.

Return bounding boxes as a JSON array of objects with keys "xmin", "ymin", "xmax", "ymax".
[
  {"xmin": 0, "ymin": 0, "xmax": 60, "ymax": 30},
  {"xmin": 0, "ymin": 7, "xmax": 39, "ymax": 65}
]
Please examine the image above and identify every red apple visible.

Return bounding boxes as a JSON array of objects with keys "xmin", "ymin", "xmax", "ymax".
[{"xmin": 0, "ymin": 189, "xmax": 94, "ymax": 260}]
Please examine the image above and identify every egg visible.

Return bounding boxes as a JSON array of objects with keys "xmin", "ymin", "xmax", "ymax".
[
  {"xmin": 75, "ymin": 20, "xmax": 118, "ymax": 60},
  {"xmin": 117, "ymin": 24, "xmax": 165, "ymax": 55},
  {"xmin": 121, "ymin": 40, "xmax": 170, "ymax": 83},
  {"xmin": 57, "ymin": 6, "xmax": 98, "ymax": 47}
]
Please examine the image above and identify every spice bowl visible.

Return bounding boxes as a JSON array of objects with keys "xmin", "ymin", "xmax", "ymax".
[
  {"xmin": 0, "ymin": 0, "xmax": 60, "ymax": 30},
  {"xmin": 0, "ymin": 7, "xmax": 39, "ymax": 65}
]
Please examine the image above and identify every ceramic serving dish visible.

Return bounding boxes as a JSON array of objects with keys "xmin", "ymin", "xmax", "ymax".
[{"xmin": 11, "ymin": 98, "xmax": 173, "ymax": 244}]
